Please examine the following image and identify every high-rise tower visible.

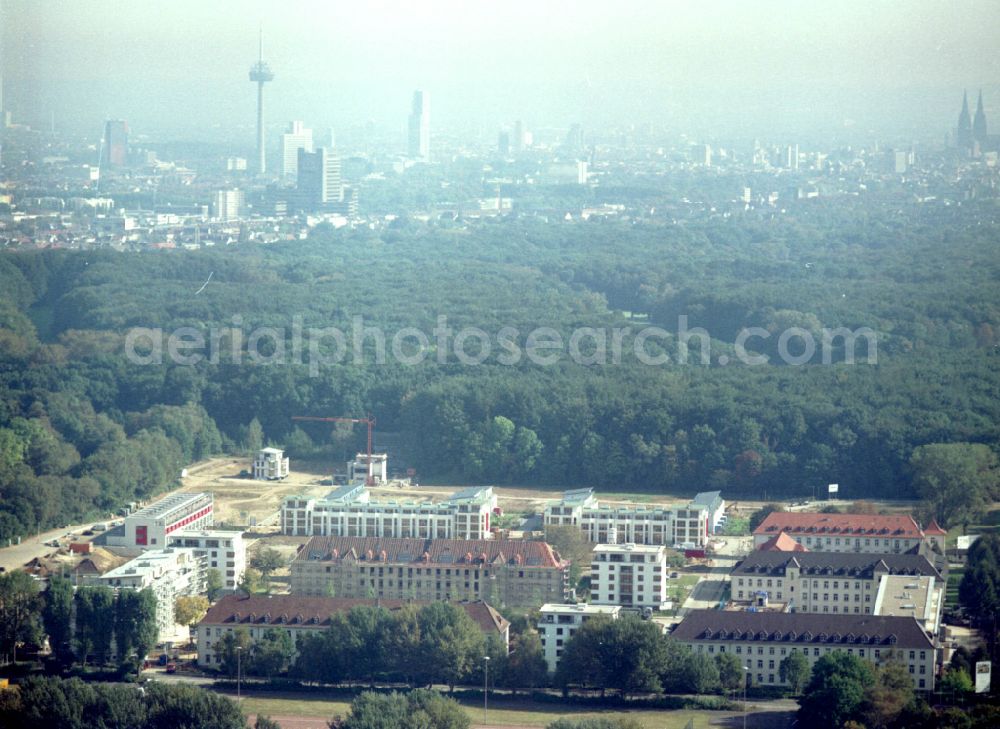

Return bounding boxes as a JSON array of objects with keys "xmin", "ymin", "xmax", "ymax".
[
  {"xmin": 408, "ymin": 90, "xmax": 430, "ymax": 160},
  {"xmin": 101, "ymin": 120, "xmax": 129, "ymax": 167},
  {"xmin": 248, "ymin": 28, "xmax": 274, "ymax": 175},
  {"xmin": 973, "ymin": 90, "xmax": 988, "ymax": 145},
  {"xmin": 957, "ymin": 90, "xmax": 973, "ymax": 149}
]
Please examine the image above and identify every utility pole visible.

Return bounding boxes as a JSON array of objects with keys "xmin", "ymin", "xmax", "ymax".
[{"xmin": 483, "ymin": 655, "xmax": 490, "ymax": 724}]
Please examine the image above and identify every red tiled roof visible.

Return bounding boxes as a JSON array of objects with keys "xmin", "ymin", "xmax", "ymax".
[
  {"xmin": 295, "ymin": 535, "xmax": 565, "ymax": 569},
  {"xmin": 200, "ymin": 594, "xmax": 508, "ymax": 636},
  {"xmin": 759, "ymin": 532, "xmax": 809, "ymax": 552},
  {"xmin": 753, "ymin": 512, "xmax": 924, "ymax": 539},
  {"xmin": 923, "ymin": 520, "xmax": 947, "ymax": 536}
]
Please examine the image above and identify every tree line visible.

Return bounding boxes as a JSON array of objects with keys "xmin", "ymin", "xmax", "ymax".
[
  {"xmin": 0, "ymin": 573, "xmax": 158, "ymax": 673},
  {"xmin": 0, "ymin": 208, "xmax": 998, "ymax": 542}
]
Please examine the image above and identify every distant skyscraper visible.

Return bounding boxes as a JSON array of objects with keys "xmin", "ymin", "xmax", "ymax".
[
  {"xmin": 957, "ymin": 90, "xmax": 973, "ymax": 149},
  {"xmin": 213, "ymin": 189, "xmax": 245, "ymax": 220},
  {"xmin": 101, "ymin": 120, "xmax": 128, "ymax": 167},
  {"xmin": 248, "ymin": 29, "xmax": 275, "ymax": 175},
  {"xmin": 297, "ymin": 146, "xmax": 343, "ymax": 211},
  {"xmin": 408, "ymin": 90, "xmax": 430, "ymax": 160},
  {"xmin": 692, "ymin": 143, "xmax": 712, "ymax": 167},
  {"xmin": 497, "ymin": 130, "xmax": 511, "ymax": 156},
  {"xmin": 513, "ymin": 119, "xmax": 524, "ymax": 153},
  {"xmin": 281, "ymin": 121, "xmax": 314, "ymax": 178},
  {"xmin": 973, "ymin": 90, "xmax": 988, "ymax": 145}
]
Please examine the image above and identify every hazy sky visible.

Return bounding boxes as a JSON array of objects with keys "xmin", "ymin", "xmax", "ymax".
[{"xmin": 3, "ymin": 0, "xmax": 1000, "ymax": 144}]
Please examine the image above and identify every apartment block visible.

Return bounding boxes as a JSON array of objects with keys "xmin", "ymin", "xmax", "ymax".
[
  {"xmin": 537, "ymin": 603, "xmax": 621, "ymax": 672},
  {"xmin": 672, "ymin": 610, "xmax": 937, "ymax": 691},
  {"xmin": 196, "ymin": 594, "xmax": 509, "ymax": 668},
  {"xmin": 167, "ymin": 529, "xmax": 246, "ymax": 591},
  {"xmin": 282, "ymin": 485, "xmax": 496, "ymax": 540},
  {"xmin": 110, "ymin": 492, "xmax": 213, "ymax": 549},
  {"xmin": 88, "ymin": 547, "xmax": 206, "ymax": 640},
  {"xmin": 543, "ymin": 488, "xmax": 710, "ymax": 548},
  {"xmin": 731, "ymin": 551, "xmax": 942, "ymax": 616},
  {"xmin": 290, "ymin": 535, "xmax": 570, "ymax": 608},
  {"xmin": 253, "ymin": 447, "xmax": 289, "ymax": 480},
  {"xmin": 590, "ymin": 543, "xmax": 671, "ymax": 609}
]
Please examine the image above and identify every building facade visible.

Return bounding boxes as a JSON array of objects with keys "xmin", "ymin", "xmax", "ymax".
[
  {"xmin": 212, "ymin": 189, "xmax": 245, "ymax": 221},
  {"xmin": 290, "ymin": 535, "xmax": 570, "ymax": 608},
  {"xmin": 590, "ymin": 543, "xmax": 671, "ymax": 610},
  {"xmin": 89, "ymin": 547, "xmax": 206, "ymax": 640},
  {"xmin": 752, "ymin": 513, "xmax": 941, "ymax": 554},
  {"xmin": 111, "ymin": 492, "xmax": 214, "ymax": 549},
  {"xmin": 408, "ymin": 90, "xmax": 430, "ymax": 160},
  {"xmin": 543, "ymin": 488, "xmax": 709, "ymax": 548},
  {"xmin": 281, "ymin": 485, "xmax": 496, "ymax": 540},
  {"xmin": 671, "ymin": 610, "xmax": 937, "ymax": 691},
  {"xmin": 537, "ymin": 603, "xmax": 621, "ymax": 673},
  {"xmin": 102, "ymin": 120, "xmax": 128, "ymax": 167},
  {"xmin": 196, "ymin": 594, "xmax": 509, "ymax": 668},
  {"xmin": 167, "ymin": 529, "xmax": 246, "ymax": 591},
  {"xmin": 281, "ymin": 120, "xmax": 313, "ymax": 178},
  {"xmin": 297, "ymin": 146, "xmax": 342, "ymax": 211},
  {"xmin": 253, "ymin": 447, "xmax": 289, "ymax": 480},
  {"xmin": 731, "ymin": 551, "xmax": 942, "ymax": 616}
]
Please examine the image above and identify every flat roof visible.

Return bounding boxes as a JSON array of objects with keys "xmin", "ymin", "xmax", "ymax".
[
  {"xmin": 127, "ymin": 492, "xmax": 211, "ymax": 521},
  {"xmin": 874, "ymin": 575, "xmax": 937, "ymax": 622},
  {"xmin": 593, "ymin": 543, "xmax": 665, "ymax": 553},
  {"xmin": 540, "ymin": 603, "xmax": 621, "ymax": 615}
]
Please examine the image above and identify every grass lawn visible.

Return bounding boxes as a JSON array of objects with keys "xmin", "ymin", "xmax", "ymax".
[
  {"xmin": 945, "ymin": 505, "xmax": 1000, "ymax": 549},
  {"xmin": 946, "ymin": 566, "xmax": 965, "ymax": 610},
  {"xmin": 238, "ymin": 693, "xmax": 746, "ymax": 728}
]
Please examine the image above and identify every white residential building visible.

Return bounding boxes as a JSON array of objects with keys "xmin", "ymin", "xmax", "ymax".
[
  {"xmin": 212, "ymin": 189, "xmax": 244, "ymax": 220},
  {"xmin": 543, "ymin": 488, "xmax": 709, "ymax": 548},
  {"xmin": 167, "ymin": 529, "xmax": 246, "ymax": 591},
  {"xmin": 90, "ymin": 548, "xmax": 206, "ymax": 640},
  {"xmin": 281, "ymin": 484, "xmax": 497, "ymax": 539},
  {"xmin": 590, "ymin": 543, "xmax": 671, "ymax": 610},
  {"xmin": 537, "ymin": 603, "xmax": 621, "ymax": 673},
  {"xmin": 110, "ymin": 492, "xmax": 214, "ymax": 549},
  {"xmin": 253, "ymin": 447, "xmax": 289, "ymax": 480},
  {"xmin": 347, "ymin": 452, "xmax": 387, "ymax": 484}
]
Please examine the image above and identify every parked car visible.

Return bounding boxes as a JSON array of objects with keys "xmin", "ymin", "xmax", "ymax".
[{"xmin": 165, "ymin": 663, "xmax": 177, "ymax": 674}]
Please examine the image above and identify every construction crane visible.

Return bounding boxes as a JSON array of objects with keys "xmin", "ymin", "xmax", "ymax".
[{"xmin": 292, "ymin": 414, "xmax": 376, "ymax": 484}]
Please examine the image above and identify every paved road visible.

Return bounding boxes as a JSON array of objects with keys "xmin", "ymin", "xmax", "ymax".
[
  {"xmin": 679, "ymin": 536, "xmax": 748, "ymax": 615},
  {"xmin": 0, "ymin": 520, "xmax": 103, "ymax": 573}
]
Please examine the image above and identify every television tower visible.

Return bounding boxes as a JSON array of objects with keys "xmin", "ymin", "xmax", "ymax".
[{"xmin": 248, "ymin": 27, "xmax": 274, "ymax": 175}]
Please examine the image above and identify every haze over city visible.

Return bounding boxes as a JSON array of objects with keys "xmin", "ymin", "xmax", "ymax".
[{"xmin": 3, "ymin": 0, "xmax": 1000, "ymax": 143}]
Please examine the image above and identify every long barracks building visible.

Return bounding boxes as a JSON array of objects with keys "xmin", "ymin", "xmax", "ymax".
[
  {"xmin": 731, "ymin": 550, "xmax": 942, "ymax": 617},
  {"xmin": 290, "ymin": 535, "xmax": 571, "ymax": 608},
  {"xmin": 672, "ymin": 610, "xmax": 937, "ymax": 691},
  {"xmin": 752, "ymin": 512, "xmax": 946, "ymax": 554}
]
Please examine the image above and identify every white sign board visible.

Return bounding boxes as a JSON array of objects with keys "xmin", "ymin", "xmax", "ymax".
[
  {"xmin": 828, "ymin": 483, "xmax": 839, "ymax": 494},
  {"xmin": 976, "ymin": 661, "xmax": 991, "ymax": 693}
]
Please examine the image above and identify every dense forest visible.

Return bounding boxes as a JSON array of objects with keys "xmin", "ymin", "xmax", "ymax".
[{"xmin": 1, "ymin": 199, "xmax": 998, "ymax": 539}]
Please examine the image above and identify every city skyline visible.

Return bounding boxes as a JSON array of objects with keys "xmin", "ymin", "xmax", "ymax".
[{"xmin": 2, "ymin": 0, "xmax": 999, "ymax": 143}]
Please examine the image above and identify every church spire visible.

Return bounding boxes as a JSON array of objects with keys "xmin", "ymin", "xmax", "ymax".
[
  {"xmin": 957, "ymin": 90, "xmax": 973, "ymax": 148},
  {"xmin": 973, "ymin": 89, "xmax": 988, "ymax": 143}
]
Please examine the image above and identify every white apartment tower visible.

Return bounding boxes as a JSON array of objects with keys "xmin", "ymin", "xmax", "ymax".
[{"xmin": 281, "ymin": 120, "xmax": 314, "ymax": 178}]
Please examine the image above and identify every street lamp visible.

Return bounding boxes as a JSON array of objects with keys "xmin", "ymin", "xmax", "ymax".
[
  {"xmin": 236, "ymin": 646, "xmax": 243, "ymax": 702},
  {"xmin": 483, "ymin": 655, "xmax": 491, "ymax": 724}
]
